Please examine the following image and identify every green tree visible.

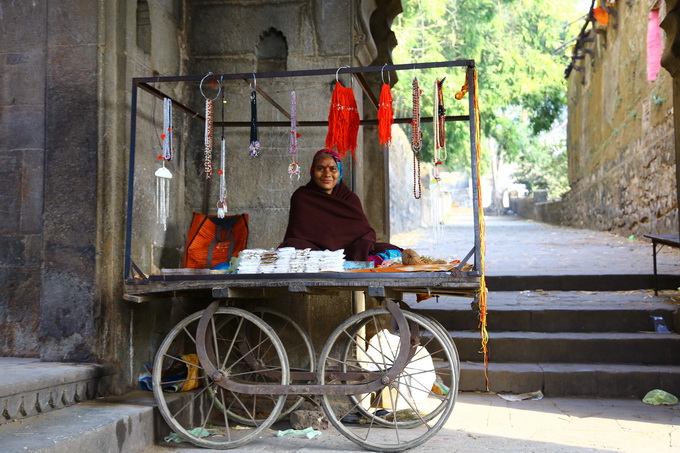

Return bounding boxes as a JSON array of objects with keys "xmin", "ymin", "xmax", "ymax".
[{"xmin": 392, "ymin": 0, "xmax": 580, "ymax": 201}]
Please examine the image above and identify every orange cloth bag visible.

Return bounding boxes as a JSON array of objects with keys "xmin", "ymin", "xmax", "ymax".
[{"xmin": 183, "ymin": 212, "xmax": 249, "ymax": 268}]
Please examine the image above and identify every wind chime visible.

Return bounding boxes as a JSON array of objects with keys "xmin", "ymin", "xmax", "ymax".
[
  {"xmin": 411, "ymin": 77, "xmax": 422, "ymax": 199},
  {"xmin": 288, "ymin": 90, "xmax": 301, "ymax": 181},
  {"xmin": 377, "ymin": 64, "xmax": 394, "ymax": 147},
  {"xmin": 155, "ymin": 97, "xmax": 173, "ymax": 231},
  {"xmin": 431, "ymin": 77, "xmax": 447, "ymax": 243},
  {"xmin": 326, "ymin": 67, "xmax": 360, "ymax": 159},
  {"xmin": 217, "ymin": 86, "xmax": 228, "ymax": 218}
]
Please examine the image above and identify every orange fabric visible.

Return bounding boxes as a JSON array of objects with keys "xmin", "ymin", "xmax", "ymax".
[
  {"xmin": 325, "ymin": 82, "xmax": 360, "ymax": 159},
  {"xmin": 378, "ymin": 83, "xmax": 394, "ymax": 146},
  {"xmin": 592, "ymin": 7, "xmax": 609, "ymax": 26},
  {"xmin": 183, "ymin": 212, "xmax": 249, "ymax": 268}
]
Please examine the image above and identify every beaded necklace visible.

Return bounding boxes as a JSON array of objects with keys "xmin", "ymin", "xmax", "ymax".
[
  {"xmin": 288, "ymin": 91, "xmax": 301, "ymax": 181},
  {"xmin": 200, "ymin": 72, "xmax": 221, "ymax": 179},
  {"xmin": 433, "ymin": 78, "xmax": 446, "ymax": 183},
  {"xmin": 249, "ymin": 79, "xmax": 260, "ymax": 157},
  {"xmin": 204, "ymin": 98, "xmax": 213, "ymax": 179},
  {"xmin": 217, "ymin": 89, "xmax": 228, "ymax": 218},
  {"xmin": 160, "ymin": 97, "xmax": 173, "ymax": 161},
  {"xmin": 411, "ymin": 77, "xmax": 422, "ymax": 199}
]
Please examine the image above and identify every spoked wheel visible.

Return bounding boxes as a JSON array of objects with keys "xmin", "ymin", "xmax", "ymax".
[
  {"xmin": 317, "ymin": 307, "xmax": 459, "ymax": 452},
  {"xmin": 220, "ymin": 306, "xmax": 315, "ymax": 425},
  {"xmin": 153, "ymin": 307, "xmax": 289, "ymax": 449}
]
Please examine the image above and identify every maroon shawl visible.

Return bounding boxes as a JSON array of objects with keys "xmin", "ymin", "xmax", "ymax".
[{"xmin": 280, "ymin": 180, "xmax": 396, "ymax": 260}]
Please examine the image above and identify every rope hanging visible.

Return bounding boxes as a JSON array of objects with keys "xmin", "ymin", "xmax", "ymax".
[{"xmin": 471, "ymin": 69, "xmax": 489, "ymax": 391}]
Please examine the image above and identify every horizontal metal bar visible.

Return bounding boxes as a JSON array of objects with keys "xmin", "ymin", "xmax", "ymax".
[
  {"xmin": 211, "ymin": 115, "xmax": 470, "ymax": 128},
  {"xmin": 132, "ymin": 60, "xmax": 475, "ymax": 85}
]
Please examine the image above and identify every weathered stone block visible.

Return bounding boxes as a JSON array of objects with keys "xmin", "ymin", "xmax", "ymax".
[
  {"xmin": 188, "ymin": 4, "xmax": 305, "ymax": 57},
  {"xmin": 0, "ymin": 1, "xmax": 47, "ymax": 51},
  {"xmin": 1, "ymin": 49, "xmax": 47, "ymax": 106},
  {"xmin": 46, "ymin": 1, "xmax": 98, "ymax": 46},
  {"xmin": 313, "ymin": 0, "xmax": 352, "ymax": 56},
  {"xmin": 19, "ymin": 150, "xmax": 45, "ymax": 233},
  {"xmin": 0, "ymin": 236, "xmax": 25, "ymax": 265},
  {"xmin": 0, "ymin": 106, "xmax": 46, "ymax": 151}
]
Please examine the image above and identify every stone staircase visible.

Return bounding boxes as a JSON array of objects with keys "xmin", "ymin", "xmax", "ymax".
[
  {"xmin": 3, "ymin": 289, "xmax": 679, "ymax": 452},
  {"xmin": 0, "ymin": 358, "xmax": 169, "ymax": 453},
  {"xmin": 411, "ymin": 290, "xmax": 680, "ymax": 397}
]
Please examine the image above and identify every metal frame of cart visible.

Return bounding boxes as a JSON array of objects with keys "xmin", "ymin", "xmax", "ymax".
[{"xmin": 124, "ymin": 60, "xmax": 483, "ymax": 451}]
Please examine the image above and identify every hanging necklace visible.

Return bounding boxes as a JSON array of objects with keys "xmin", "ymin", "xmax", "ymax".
[
  {"xmin": 249, "ymin": 75, "xmax": 260, "ymax": 157},
  {"xmin": 204, "ymin": 99, "xmax": 214, "ymax": 178},
  {"xmin": 411, "ymin": 77, "xmax": 422, "ymax": 199},
  {"xmin": 200, "ymin": 72, "xmax": 221, "ymax": 179},
  {"xmin": 216, "ymin": 88, "xmax": 228, "ymax": 218},
  {"xmin": 433, "ymin": 77, "xmax": 447, "ymax": 183},
  {"xmin": 155, "ymin": 97, "xmax": 173, "ymax": 231},
  {"xmin": 288, "ymin": 90, "xmax": 301, "ymax": 181}
]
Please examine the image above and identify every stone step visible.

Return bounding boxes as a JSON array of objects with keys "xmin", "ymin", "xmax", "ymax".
[
  {"xmin": 449, "ymin": 331, "xmax": 680, "ymax": 364},
  {"xmin": 420, "ymin": 306, "xmax": 677, "ymax": 333},
  {"xmin": 0, "ymin": 358, "xmax": 114, "ymax": 425},
  {"xmin": 408, "ymin": 290, "xmax": 679, "ymax": 333},
  {"xmin": 0, "ymin": 391, "xmax": 165, "ymax": 453},
  {"xmin": 459, "ymin": 362, "xmax": 680, "ymax": 398}
]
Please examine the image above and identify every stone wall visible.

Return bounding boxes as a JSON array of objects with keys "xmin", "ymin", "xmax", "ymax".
[
  {"xmin": 564, "ymin": 1, "xmax": 676, "ymax": 237},
  {"xmin": 0, "ymin": 0, "xmax": 401, "ymax": 391},
  {"xmin": 0, "ymin": 1, "xmax": 47, "ymax": 358}
]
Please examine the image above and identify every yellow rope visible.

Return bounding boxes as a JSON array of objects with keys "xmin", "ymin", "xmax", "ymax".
[
  {"xmin": 472, "ymin": 68, "xmax": 490, "ymax": 391},
  {"xmin": 458, "ymin": 68, "xmax": 489, "ymax": 391}
]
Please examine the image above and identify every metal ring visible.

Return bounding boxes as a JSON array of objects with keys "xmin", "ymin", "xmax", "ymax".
[
  {"xmin": 335, "ymin": 65, "xmax": 351, "ymax": 85},
  {"xmin": 200, "ymin": 72, "xmax": 222, "ymax": 101},
  {"xmin": 381, "ymin": 63, "xmax": 390, "ymax": 85}
]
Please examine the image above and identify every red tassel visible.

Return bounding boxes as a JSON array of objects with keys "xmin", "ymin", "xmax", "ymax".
[
  {"xmin": 325, "ymin": 82, "xmax": 360, "ymax": 159},
  {"xmin": 378, "ymin": 83, "xmax": 393, "ymax": 146}
]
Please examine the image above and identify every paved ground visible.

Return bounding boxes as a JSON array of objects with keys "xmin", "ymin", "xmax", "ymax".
[
  {"xmin": 391, "ymin": 210, "xmax": 680, "ymax": 277},
  {"xmin": 144, "ymin": 392, "xmax": 680, "ymax": 452}
]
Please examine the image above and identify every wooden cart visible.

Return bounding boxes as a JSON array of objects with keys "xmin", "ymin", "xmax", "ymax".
[
  {"xmin": 124, "ymin": 271, "xmax": 481, "ymax": 451},
  {"xmin": 123, "ymin": 60, "xmax": 485, "ymax": 451}
]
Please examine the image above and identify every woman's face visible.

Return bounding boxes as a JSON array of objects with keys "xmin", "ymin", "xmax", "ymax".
[{"xmin": 313, "ymin": 155, "xmax": 340, "ymax": 194}]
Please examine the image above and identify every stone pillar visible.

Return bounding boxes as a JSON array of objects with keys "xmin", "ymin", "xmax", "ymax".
[
  {"xmin": 661, "ymin": 0, "xmax": 680, "ymax": 236},
  {"xmin": 40, "ymin": 1, "xmax": 101, "ymax": 361}
]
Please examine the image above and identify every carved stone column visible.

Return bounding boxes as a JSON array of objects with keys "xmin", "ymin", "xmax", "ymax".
[{"xmin": 661, "ymin": 0, "xmax": 680, "ymax": 235}]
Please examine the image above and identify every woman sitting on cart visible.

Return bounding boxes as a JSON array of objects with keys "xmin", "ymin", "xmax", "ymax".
[{"xmin": 279, "ymin": 149, "xmax": 400, "ymax": 261}]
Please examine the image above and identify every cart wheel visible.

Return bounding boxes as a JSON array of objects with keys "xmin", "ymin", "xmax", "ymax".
[
  {"xmin": 153, "ymin": 308, "xmax": 289, "ymax": 449},
  {"xmin": 214, "ymin": 306, "xmax": 315, "ymax": 426},
  {"xmin": 318, "ymin": 308, "xmax": 459, "ymax": 452}
]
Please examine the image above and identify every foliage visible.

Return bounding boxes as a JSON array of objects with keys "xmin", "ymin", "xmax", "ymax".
[
  {"xmin": 391, "ymin": 0, "xmax": 582, "ymax": 195},
  {"xmin": 513, "ymin": 137, "xmax": 570, "ymax": 198}
]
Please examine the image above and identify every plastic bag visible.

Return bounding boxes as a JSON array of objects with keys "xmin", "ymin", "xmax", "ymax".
[{"xmin": 642, "ymin": 389, "xmax": 678, "ymax": 406}]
